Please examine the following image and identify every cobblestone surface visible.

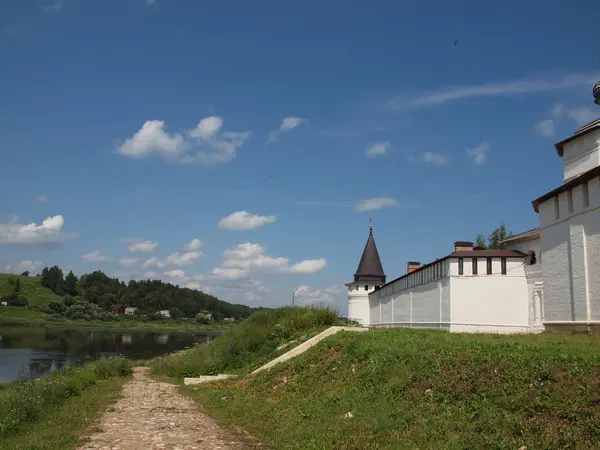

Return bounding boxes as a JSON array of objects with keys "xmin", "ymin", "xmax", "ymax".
[{"xmin": 78, "ymin": 367, "xmax": 260, "ymax": 450}]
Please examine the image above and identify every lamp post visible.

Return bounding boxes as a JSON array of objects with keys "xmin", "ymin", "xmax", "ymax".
[{"xmin": 292, "ymin": 287, "xmax": 299, "ymax": 307}]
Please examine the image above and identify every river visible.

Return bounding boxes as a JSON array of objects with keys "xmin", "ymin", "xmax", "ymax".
[{"xmin": 0, "ymin": 326, "xmax": 220, "ymax": 384}]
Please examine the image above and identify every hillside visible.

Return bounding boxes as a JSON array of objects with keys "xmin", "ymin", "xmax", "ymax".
[
  {"xmin": 0, "ymin": 267, "xmax": 265, "ymax": 320},
  {"xmin": 182, "ymin": 326, "xmax": 600, "ymax": 449},
  {"xmin": 0, "ymin": 274, "xmax": 62, "ymax": 307}
]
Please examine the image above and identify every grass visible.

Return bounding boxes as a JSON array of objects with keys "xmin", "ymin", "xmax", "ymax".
[
  {"xmin": 184, "ymin": 328, "xmax": 600, "ymax": 449},
  {"xmin": 0, "ymin": 378, "xmax": 126, "ymax": 450},
  {"xmin": 0, "ymin": 356, "xmax": 132, "ymax": 447},
  {"xmin": 0, "ymin": 275, "xmax": 61, "ymax": 307},
  {"xmin": 0, "ymin": 307, "xmax": 230, "ymax": 332},
  {"xmin": 149, "ymin": 306, "xmax": 343, "ymax": 378}
]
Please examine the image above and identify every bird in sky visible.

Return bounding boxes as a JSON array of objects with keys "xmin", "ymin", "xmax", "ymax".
[{"xmin": 454, "ymin": 40, "xmax": 460, "ymax": 46}]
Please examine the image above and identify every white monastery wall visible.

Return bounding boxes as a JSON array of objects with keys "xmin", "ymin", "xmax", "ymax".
[
  {"xmin": 539, "ymin": 174, "xmax": 600, "ymax": 326},
  {"xmin": 506, "ymin": 238, "xmax": 541, "ymax": 263},
  {"xmin": 449, "ymin": 258, "xmax": 529, "ymax": 333},
  {"xmin": 562, "ymin": 128, "xmax": 600, "ymax": 182}
]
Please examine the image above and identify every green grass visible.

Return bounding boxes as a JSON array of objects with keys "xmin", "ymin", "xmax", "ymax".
[
  {"xmin": 0, "ymin": 356, "xmax": 132, "ymax": 448},
  {"xmin": 185, "ymin": 328, "xmax": 600, "ymax": 449},
  {"xmin": 0, "ymin": 377, "xmax": 126, "ymax": 450},
  {"xmin": 0, "ymin": 275, "xmax": 61, "ymax": 307},
  {"xmin": 0, "ymin": 307, "xmax": 230, "ymax": 332},
  {"xmin": 149, "ymin": 306, "xmax": 343, "ymax": 378}
]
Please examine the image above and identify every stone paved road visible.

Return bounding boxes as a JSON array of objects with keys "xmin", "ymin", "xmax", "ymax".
[{"xmin": 78, "ymin": 367, "xmax": 261, "ymax": 450}]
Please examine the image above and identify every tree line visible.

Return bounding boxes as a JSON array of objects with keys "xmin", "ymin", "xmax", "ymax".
[{"xmin": 35, "ymin": 266, "xmax": 265, "ymax": 320}]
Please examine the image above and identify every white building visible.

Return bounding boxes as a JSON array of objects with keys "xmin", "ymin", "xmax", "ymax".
[
  {"xmin": 125, "ymin": 307, "xmax": 137, "ymax": 315},
  {"xmin": 347, "ymin": 116, "xmax": 600, "ymax": 334},
  {"xmin": 529, "ymin": 119, "xmax": 600, "ymax": 332}
]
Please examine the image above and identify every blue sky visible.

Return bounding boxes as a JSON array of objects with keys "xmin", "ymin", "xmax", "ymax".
[{"xmin": 1, "ymin": 0, "xmax": 599, "ymax": 313}]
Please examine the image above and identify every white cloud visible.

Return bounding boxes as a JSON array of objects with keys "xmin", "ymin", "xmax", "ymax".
[
  {"xmin": 534, "ymin": 103, "xmax": 598, "ymax": 139},
  {"xmin": 118, "ymin": 116, "xmax": 251, "ymax": 165},
  {"xmin": 287, "ymin": 259, "xmax": 327, "ymax": 274},
  {"xmin": 387, "ymin": 72, "xmax": 600, "ymax": 110},
  {"xmin": 566, "ymin": 107, "xmax": 598, "ymax": 126},
  {"xmin": 184, "ymin": 238, "xmax": 204, "ymax": 251},
  {"xmin": 534, "ymin": 119, "xmax": 555, "ymax": 137},
  {"xmin": 144, "ymin": 251, "xmax": 202, "ymax": 268},
  {"xmin": 184, "ymin": 281, "xmax": 202, "ymax": 290},
  {"xmin": 210, "ymin": 242, "xmax": 326, "ymax": 280},
  {"xmin": 3, "ymin": 260, "xmax": 43, "ymax": 275},
  {"xmin": 37, "ymin": 194, "xmax": 47, "ymax": 203},
  {"xmin": 423, "ymin": 152, "xmax": 449, "ymax": 166},
  {"xmin": 466, "ymin": 142, "xmax": 490, "ymax": 165},
  {"xmin": 365, "ymin": 141, "xmax": 391, "ymax": 157},
  {"xmin": 43, "ymin": 0, "xmax": 63, "ymax": 12},
  {"xmin": 294, "ymin": 284, "xmax": 346, "ymax": 305},
  {"xmin": 118, "ymin": 258, "xmax": 140, "ymax": 267},
  {"xmin": 267, "ymin": 116, "xmax": 307, "ymax": 143},
  {"xmin": 0, "ymin": 215, "xmax": 77, "ymax": 245},
  {"xmin": 355, "ymin": 197, "xmax": 396, "ymax": 212},
  {"xmin": 125, "ymin": 239, "xmax": 157, "ymax": 253},
  {"xmin": 165, "ymin": 269, "xmax": 186, "ymax": 278},
  {"xmin": 217, "ymin": 211, "xmax": 276, "ymax": 231},
  {"xmin": 82, "ymin": 251, "xmax": 111, "ymax": 262}
]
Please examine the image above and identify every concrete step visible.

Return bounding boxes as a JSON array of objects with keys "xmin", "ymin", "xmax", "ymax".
[{"xmin": 250, "ymin": 326, "xmax": 367, "ymax": 375}]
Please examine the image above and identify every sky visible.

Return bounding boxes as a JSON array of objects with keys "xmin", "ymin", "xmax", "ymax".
[{"xmin": 1, "ymin": 0, "xmax": 599, "ymax": 314}]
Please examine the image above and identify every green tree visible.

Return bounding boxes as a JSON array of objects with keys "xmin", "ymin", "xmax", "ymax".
[
  {"xmin": 21, "ymin": 271, "xmax": 29, "ymax": 277},
  {"xmin": 14, "ymin": 278, "xmax": 21, "ymax": 293},
  {"xmin": 64, "ymin": 271, "xmax": 78, "ymax": 296},
  {"xmin": 475, "ymin": 222, "xmax": 513, "ymax": 250}
]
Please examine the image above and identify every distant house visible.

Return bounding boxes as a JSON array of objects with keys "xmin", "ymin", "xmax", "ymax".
[
  {"xmin": 156, "ymin": 310, "xmax": 171, "ymax": 318},
  {"xmin": 0, "ymin": 301, "xmax": 7, "ymax": 307},
  {"xmin": 112, "ymin": 306, "xmax": 138, "ymax": 315},
  {"xmin": 224, "ymin": 317, "xmax": 235, "ymax": 322}
]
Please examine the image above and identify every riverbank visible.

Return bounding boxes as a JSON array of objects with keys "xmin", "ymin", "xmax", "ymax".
[
  {"xmin": 0, "ymin": 356, "xmax": 132, "ymax": 449},
  {"xmin": 0, "ymin": 307, "xmax": 231, "ymax": 332},
  {"xmin": 164, "ymin": 320, "xmax": 600, "ymax": 449}
]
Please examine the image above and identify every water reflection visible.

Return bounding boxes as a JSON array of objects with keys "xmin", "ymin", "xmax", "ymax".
[{"xmin": 0, "ymin": 327, "xmax": 220, "ymax": 384}]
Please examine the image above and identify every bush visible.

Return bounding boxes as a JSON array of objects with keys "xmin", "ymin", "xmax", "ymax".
[
  {"xmin": 64, "ymin": 300, "xmax": 105, "ymax": 320},
  {"xmin": 150, "ymin": 306, "xmax": 341, "ymax": 378}
]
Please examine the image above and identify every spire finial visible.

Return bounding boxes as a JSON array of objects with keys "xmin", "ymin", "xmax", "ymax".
[{"xmin": 369, "ymin": 218, "xmax": 372, "ymax": 234}]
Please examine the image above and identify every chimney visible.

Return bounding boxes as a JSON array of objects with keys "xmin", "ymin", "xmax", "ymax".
[
  {"xmin": 407, "ymin": 261, "xmax": 421, "ymax": 273},
  {"xmin": 454, "ymin": 241, "xmax": 474, "ymax": 252}
]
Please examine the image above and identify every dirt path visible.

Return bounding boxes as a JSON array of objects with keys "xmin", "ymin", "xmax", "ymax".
[{"xmin": 78, "ymin": 367, "xmax": 260, "ymax": 450}]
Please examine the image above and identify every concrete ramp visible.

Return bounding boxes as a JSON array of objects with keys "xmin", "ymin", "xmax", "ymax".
[{"xmin": 250, "ymin": 326, "xmax": 367, "ymax": 376}]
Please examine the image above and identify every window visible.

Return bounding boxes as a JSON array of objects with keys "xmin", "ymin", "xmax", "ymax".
[
  {"xmin": 583, "ymin": 182, "xmax": 590, "ymax": 208},
  {"xmin": 568, "ymin": 189, "xmax": 574, "ymax": 213},
  {"xmin": 529, "ymin": 251, "xmax": 537, "ymax": 265},
  {"xmin": 501, "ymin": 257, "xmax": 507, "ymax": 275},
  {"xmin": 554, "ymin": 196, "xmax": 560, "ymax": 220},
  {"xmin": 486, "ymin": 257, "xmax": 492, "ymax": 274},
  {"xmin": 472, "ymin": 258, "xmax": 478, "ymax": 275},
  {"xmin": 458, "ymin": 257, "xmax": 464, "ymax": 275},
  {"xmin": 364, "ymin": 285, "xmax": 369, "ymax": 291}
]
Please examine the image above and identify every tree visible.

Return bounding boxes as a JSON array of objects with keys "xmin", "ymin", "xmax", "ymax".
[
  {"xmin": 475, "ymin": 222, "xmax": 513, "ymax": 250},
  {"xmin": 21, "ymin": 271, "xmax": 29, "ymax": 277},
  {"xmin": 64, "ymin": 271, "xmax": 78, "ymax": 296},
  {"xmin": 14, "ymin": 278, "xmax": 21, "ymax": 293}
]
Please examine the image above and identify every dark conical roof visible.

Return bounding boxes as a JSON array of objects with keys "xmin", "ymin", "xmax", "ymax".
[{"xmin": 353, "ymin": 222, "xmax": 386, "ymax": 284}]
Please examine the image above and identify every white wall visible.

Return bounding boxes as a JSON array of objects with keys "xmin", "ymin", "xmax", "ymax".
[
  {"xmin": 538, "ymin": 175, "xmax": 600, "ymax": 326},
  {"xmin": 449, "ymin": 258, "xmax": 530, "ymax": 333},
  {"xmin": 506, "ymin": 238, "xmax": 541, "ymax": 264},
  {"xmin": 562, "ymin": 128, "xmax": 600, "ymax": 182},
  {"xmin": 369, "ymin": 277, "xmax": 450, "ymax": 330}
]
